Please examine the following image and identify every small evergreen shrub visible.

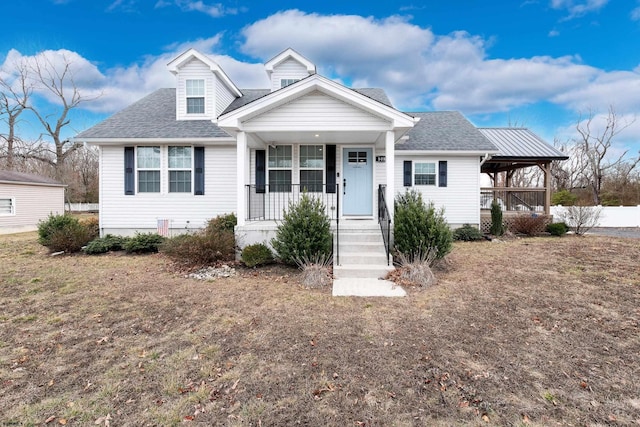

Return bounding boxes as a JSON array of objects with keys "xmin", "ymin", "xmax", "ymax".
[
  {"xmin": 547, "ymin": 222, "xmax": 569, "ymax": 236},
  {"xmin": 510, "ymin": 214, "xmax": 547, "ymax": 235},
  {"xmin": 161, "ymin": 230, "xmax": 235, "ymax": 266},
  {"xmin": 84, "ymin": 234, "xmax": 129, "ymax": 254},
  {"xmin": 241, "ymin": 243, "xmax": 274, "ymax": 267},
  {"xmin": 453, "ymin": 224, "xmax": 484, "ymax": 241},
  {"xmin": 123, "ymin": 232, "xmax": 165, "ymax": 254},
  {"xmin": 271, "ymin": 194, "xmax": 332, "ymax": 266},
  {"xmin": 206, "ymin": 213, "xmax": 237, "ymax": 234},
  {"xmin": 80, "ymin": 217, "xmax": 100, "ymax": 239},
  {"xmin": 551, "ymin": 189, "xmax": 577, "ymax": 206},
  {"xmin": 490, "ymin": 200, "xmax": 505, "ymax": 236},
  {"xmin": 393, "ymin": 189, "xmax": 452, "ymax": 263},
  {"xmin": 37, "ymin": 213, "xmax": 98, "ymax": 253}
]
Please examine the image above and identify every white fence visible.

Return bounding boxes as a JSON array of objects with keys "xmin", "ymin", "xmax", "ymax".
[
  {"xmin": 66, "ymin": 203, "xmax": 99, "ymax": 212},
  {"xmin": 551, "ymin": 205, "xmax": 640, "ymax": 227}
]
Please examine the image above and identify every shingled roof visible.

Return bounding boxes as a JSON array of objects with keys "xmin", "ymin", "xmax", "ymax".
[
  {"xmin": 397, "ymin": 112, "xmax": 498, "ymax": 152},
  {"xmin": 0, "ymin": 170, "xmax": 64, "ymax": 186}
]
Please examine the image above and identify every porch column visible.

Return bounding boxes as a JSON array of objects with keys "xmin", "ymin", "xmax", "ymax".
[
  {"xmin": 385, "ymin": 130, "xmax": 395, "ymax": 221},
  {"xmin": 236, "ymin": 131, "xmax": 247, "ymax": 226},
  {"xmin": 543, "ymin": 161, "xmax": 551, "ymax": 215}
]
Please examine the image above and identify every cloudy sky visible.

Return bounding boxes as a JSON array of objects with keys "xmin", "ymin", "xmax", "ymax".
[{"xmin": 1, "ymin": 0, "xmax": 639, "ymax": 154}]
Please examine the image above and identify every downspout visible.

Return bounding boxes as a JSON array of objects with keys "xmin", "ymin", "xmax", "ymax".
[{"xmin": 480, "ymin": 153, "xmax": 492, "ymax": 167}]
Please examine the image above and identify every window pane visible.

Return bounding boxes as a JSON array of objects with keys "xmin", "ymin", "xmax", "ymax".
[
  {"xmin": 415, "ymin": 163, "xmax": 436, "ymax": 185},
  {"xmin": 300, "ymin": 170, "xmax": 323, "ymax": 192},
  {"xmin": 0, "ymin": 198, "xmax": 12, "ymax": 214},
  {"xmin": 137, "ymin": 146, "xmax": 160, "ymax": 168},
  {"xmin": 268, "ymin": 170, "xmax": 291, "ymax": 192},
  {"xmin": 187, "ymin": 97, "xmax": 204, "ymax": 114},
  {"xmin": 186, "ymin": 79, "xmax": 204, "ymax": 96},
  {"xmin": 415, "ymin": 174, "xmax": 436, "ymax": 185},
  {"xmin": 281, "ymin": 79, "xmax": 299, "ymax": 88},
  {"xmin": 169, "ymin": 170, "xmax": 192, "ymax": 193},
  {"xmin": 138, "ymin": 170, "xmax": 160, "ymax": 193},
  {"xmin": 300, "ymin": 145, "xmax": 324, "ymax": 168},
  {"xmin": 415, "ymin": 163, "xmax": 435, "ymax": 174},
  {"xmin": 268, "ymin": 146, "xmax": 292, "ymax": 168},
  {"xmin": 169, "ymin": 146, "xmax": 192, "ymax": 169}
]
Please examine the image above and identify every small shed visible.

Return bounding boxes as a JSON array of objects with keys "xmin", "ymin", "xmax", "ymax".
[{"xmin": 0, "ymin": 171, "xmax": 66, "ymax": 234}]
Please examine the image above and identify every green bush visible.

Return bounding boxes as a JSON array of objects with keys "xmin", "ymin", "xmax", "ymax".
[
  {"xmin": 84, "ymin": 234, "xmax": 129, "ymax": 255},
  {"xmin": 271, "ymin": 194, "xmax": 332, "ymax": 266},
  {"xmin": 123, "ymin": 232, "xmax": 165, "ymax": 254},
  {"xmin": 37, "ymin": 213, "xmax": 98, "ymax": 253},
  {"xmin": 206, "ymin": 213, "xmax": 237, "ymax": 234},
  {"xmin": 551, "ymin": 189, "xmax": 577, "ymax": 206},
  {"xmin": 453, "ymin": 224, "xmax": 484, "ymax": 241},
  {"xmin": 547, "ymin": 222, "xmax": 569, "ymax": 236},
  {"xmin": 490, "ymin": 200, "xmax": 505, "ymax": 236},
  {"xmin": 393, "ymin": 189, "xmax": 452, "ymax": 262},
  {"xmin": 161, "ymin": 230, "xmax": 235, "ymax": 266},
  {"xmin": 241, "ymin": 243, "xmax": 274, "ymax": 267}
]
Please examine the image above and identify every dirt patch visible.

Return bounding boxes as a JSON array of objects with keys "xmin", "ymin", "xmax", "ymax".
[{"xmin": 0, "ymin": 232, "xmax": 639, "ymax": 426}]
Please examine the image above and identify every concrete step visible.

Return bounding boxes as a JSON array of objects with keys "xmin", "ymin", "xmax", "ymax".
[
  {"xmin": 339, "ymin": 252, "xmax": 390, "ymax": 265},
  {"xmin": 339, "ymin": 241, "xmax": 387, "ymax": 254},
  {"xmin": 338, "ymin": 232, "xmax": 383, "ymax": 243},
  {"xmin": 333, "ymin": 264, "xmax": 395, "ymax": 279}
]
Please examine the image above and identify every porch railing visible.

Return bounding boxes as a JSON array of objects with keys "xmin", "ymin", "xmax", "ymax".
[
  {"xmin": 480, "ymin": 187, "xmax": 546, "ymax": 212},
  {"xmin": 245, "ymin": 183, "xmax": 340, "ymax": 264},
  {"xmin": 377, "ymin": 185, "xmax": 391, "ymax": 266}
]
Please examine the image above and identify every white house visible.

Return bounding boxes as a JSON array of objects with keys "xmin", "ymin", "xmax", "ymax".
[
  {"xmin": 75, "ymin": 48, "xmax": 565, "ymax": 279},
  {"xmin": 0, "ymin": 171, "xmax": 65, "ymax": 234}
]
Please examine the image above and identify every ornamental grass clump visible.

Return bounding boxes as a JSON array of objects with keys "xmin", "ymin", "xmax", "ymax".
[{"xmin": 271, "ymin": 193, "xmax": 332, "ymax": 266}]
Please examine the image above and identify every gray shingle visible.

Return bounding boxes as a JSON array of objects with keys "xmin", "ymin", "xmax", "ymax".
[
  {"xmin": 478, "ymin": 128, "xmax": 568, "ymax": 159},
  {"xmin": 397, "ymin": 112, "xmax": 497, "ymax": 152},
  {"xmin": 0, "ymin": 170, "xmax": 64, "ymax": 186},
  {"xmin": 75, "ymin": 89, "xmax": 231, "ymax": 140}
]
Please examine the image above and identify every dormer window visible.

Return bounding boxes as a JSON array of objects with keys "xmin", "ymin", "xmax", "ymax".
[
  {"xmin": 186, "ymin": 79, "xmax": 205, "ymax": 114},
  {"xmin": 281, "ymin": 78, "xmax": 300, "ymax": 88}
]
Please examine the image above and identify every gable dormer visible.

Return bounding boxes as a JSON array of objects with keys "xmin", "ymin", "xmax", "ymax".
[
  {"xmin": 264, "ymin": 48, "xmax": 316, "ymax": 92},
  {"xmin": 167, "ymin": 49, "xmax": 242, "ymax": 121}
]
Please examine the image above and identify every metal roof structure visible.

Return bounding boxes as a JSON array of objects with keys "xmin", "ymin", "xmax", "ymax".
[{"xmin": 478, "ymin": 128, "xmax": 567, "ymax": 160}]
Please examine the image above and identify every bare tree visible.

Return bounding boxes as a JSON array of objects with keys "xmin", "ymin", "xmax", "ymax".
[
  {"xmin": 574, "ymin": 106, "xmax": 638, "ymax": 205},
  {"xmin": 0, "ymin": 58, "xmax": 32, "ymax": 170}
]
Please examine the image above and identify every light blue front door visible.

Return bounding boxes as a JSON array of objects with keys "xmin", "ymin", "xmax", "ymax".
[{"xmin": 342, "ymin": 148, "xmax": 373, "ymax": 216}]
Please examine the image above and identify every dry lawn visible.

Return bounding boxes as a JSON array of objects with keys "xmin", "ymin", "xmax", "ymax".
[{"xmin": 0, "ymin": 232, "xmax": 639, "ymax": 426}]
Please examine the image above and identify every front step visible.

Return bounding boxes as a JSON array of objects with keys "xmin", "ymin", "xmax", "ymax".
[
  {"xmin": 333, "ymin": 264, "xmax": 394, "ymax": 279},
  {"xmin": 333, "ymin": 223, "xmax": 394, "ymax": 280}
]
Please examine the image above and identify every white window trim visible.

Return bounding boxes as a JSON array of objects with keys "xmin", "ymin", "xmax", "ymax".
[
  {"xmin": 268, "ymin": 144, "xmax": 293, "ymax": 192},
  {"xmin": 280, "ymin": 78, "xmax": 300, "ymax": 88},
  {"xmin": 0, "ymin": 197, "xmax": 15, "ymax": 216},
  {"xmin": 136, "ymin": 146, "xmax": 161, "ymax": 194},
  {"xmin": 186, "ymin": 79, "xmax": 206, "ymax": 115},
  {"xmin": 299, "ymin": 144, "xmax": 325, "ymax": 193},
  {"xmin": 414, "ymin": 162, "xmax": 437, "ymax": 186},
  {"xmin": 168, "ymin": 146, "xmax": 194, "ymax": 194}
]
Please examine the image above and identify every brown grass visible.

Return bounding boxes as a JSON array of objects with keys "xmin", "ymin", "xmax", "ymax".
[{"xmin": 1, "ymin": 232, "xmax": 639, "ymax": 426}]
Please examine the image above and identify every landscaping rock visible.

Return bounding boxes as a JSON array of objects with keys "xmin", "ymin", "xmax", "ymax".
[{"xmin": 188, "ymin": 265, "xmax": 236, "ymax": 280}]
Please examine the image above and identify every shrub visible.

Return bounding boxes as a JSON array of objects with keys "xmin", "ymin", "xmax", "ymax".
[
  {"xmin": 84, "ymin": 234, "xmax": 129, "ymax": 255},
  {"xmin": 241, "ymin": 243, "xmax": 274, "ymax": 267},
  {"xmin": 161, "ymin": 230, "xmax": 235, "ymax": 266},
  {"xmin": 206, "ymin": 213, "xmax": 237, "ymax": 234},
  {"xmin": 547, "ymin": 222, "xmax": 569, "ymax": 236},
  {"xmin": 453, "ymin": 224, "xmax": 484, "ymax": 241},
  {"xmin": 297, "ymin": 253, "xmax": 333, "ymax": 288},
  {"xmin": 490, "ymin": 200, "xmax": 505, "ymax": 236},
  {"xmin": 271, "ymin": 194, "xmax": 332, "ymax": 266},
  {"xmin": 80, "ymin": 216, "xmax": 100, "ymax": 239},
  {"xmin": 558, "ymin": 205, "xmax": 602, "ymax": 235},
  {"xmin": 37, "ymin": 213, "xmax": 98, "ymax": 253},
  {"xmin": 123, "ymin": 232, "xmax": 165, "ymax": 254},
  {"xmin": 394, "ymin": 250, "xmax": 437, "ymax": 287},
  {"xmin": 509, "ymin": 214, "xmax": 548, "ymax": 235},
  {"xmin": 551, "ymin": 189, "xmax": 577, "ymax": 206},
  {"xmin": 393, "ymin": 189, "xmax": 452, "ymax": 263}
]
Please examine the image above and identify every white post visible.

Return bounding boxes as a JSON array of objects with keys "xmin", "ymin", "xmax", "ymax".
[
  {"xmin": 385, "ymin": 130, "xmax": 395, "ymax": 221},
  {"xmin": 236, "ymin": 131, "xmax": 246, "ymax": 226}
]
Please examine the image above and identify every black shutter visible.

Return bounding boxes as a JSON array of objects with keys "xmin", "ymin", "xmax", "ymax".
[
  {"xmin": 403, "ymin": 160, "xmax": 412, "ymax": 186},
  {"xmin": 194, "ymin": 146, "xmax": 205, "ymax": 195},
  {"xmin": 439, "ymin": 161, "xmax": 447, "ymax": 187},
  {"xmin": 325, "ymin": 144, "xmax": 336, "ymax": 193},
  {"xmin": 124, "ymin": 146, "xmax": 134, "ymax": 195},
  {"xmin": 256, "ymin": 149, "xmax": 266, "ymax": 193}
]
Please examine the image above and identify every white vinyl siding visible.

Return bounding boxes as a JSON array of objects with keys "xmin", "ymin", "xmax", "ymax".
[
  {"xmin": 216, "ymin": 78, "xmax": 236, "ymax": 116},
  {"xmin": 99, "ymin": 144, "xmax": 236, "ymax": 235},
  {"xmin": 395, "ymin": 155, "xmax": 481, "ymax": 227},
  {"xmin": 244, "ymin": 91, "xmax": 390, "ymax": 131},
  {"xmin": 175, "ymin": 58, "xmax": 216, "ymax": 120},
  {"xmin": 0, "ymin": 183, "xmax": 64, "ymax": 234},
  {"xmin": 270, "ymin": 58, "xmax": 311, "ymax": 92}
]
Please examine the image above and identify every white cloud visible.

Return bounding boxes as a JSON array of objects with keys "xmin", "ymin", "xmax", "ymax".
[
  {"xmin": 550, "ymin": 0, "xmax": 609, "ymax": 20},
  {"xmin": 155, "ymin": 0, "xmax": 238, "ymax": 18},
  {"xmin": 548, "ymin": 29, "xmax": 560, "ymax": 36},
  {"xmin": 631, "ymin": 6, "xmax": 640, "ymax": 21}
]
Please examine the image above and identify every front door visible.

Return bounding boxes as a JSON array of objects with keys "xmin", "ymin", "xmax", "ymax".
[{"xmin": 342, "ymin": 148, "xmax": 373, "ymax": 216}]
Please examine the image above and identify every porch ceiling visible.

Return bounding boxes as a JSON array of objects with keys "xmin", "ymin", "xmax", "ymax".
[{"xmin": 251, "ymin": 130, "xmax": 384, "ymax": 145}]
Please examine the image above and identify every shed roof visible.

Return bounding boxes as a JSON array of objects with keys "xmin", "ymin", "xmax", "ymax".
[
  {"xmin": 478, "ymin": 128, "xmax": 567, "ymax": 160},
  {"xmin": 0, "ymin": 170, "xmax": 64, "ymax": 186},
  {"xmin": 397, "ymin": 112, "xmax": 498, "ymax": 152}
]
